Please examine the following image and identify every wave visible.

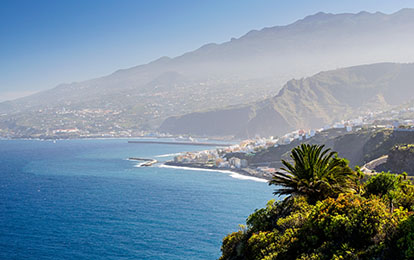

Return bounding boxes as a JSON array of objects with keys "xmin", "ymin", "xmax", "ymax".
[
  {"xmin": 159, "ymin": 164, "xmax": 268, "ymax": 183},
  {"xmin": 228, "ymin": 172, "xmax": 268, "ymax": 183},
  {"xmin": 134, "ymin": 162, "xmax": 147, "ymax": 167}
]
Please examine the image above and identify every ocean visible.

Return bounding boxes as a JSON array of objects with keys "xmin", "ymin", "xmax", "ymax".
[{"xmin": 0, "ymin": 139, "xmax": 274, "ymax": 259}]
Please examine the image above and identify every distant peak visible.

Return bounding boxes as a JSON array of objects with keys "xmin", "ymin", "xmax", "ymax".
[
  {"xmin": 198, "ymin": 43, "xmax": 218, "ymax": 51},
  {"xmin": 393, "ymin": 8, "xmax": 414, "ymax": 15},
  {"xmin": 285, "ymin": 11, "xmax": 340, "ymax": 27},
  {"xmin": 301, "ymin": 11, "xmax": 333, "ymax": 21},
  {"xmin": 356, "ymin": 11, "xmax": 370, "ymax": 16},
  {"xmin": 150, "ymin": 56, "xmax": 172, "ymax": 64},
  {"xmin": 397, "ymin": 7, "xmax": 414, "ymax": 12},
  {"xmin": 354, "ymin": 11, "xmax": 387, "ymax": 18},
  {"xmin": 314, "ymin": 11, "xmax": 329, "ymax": 16}
]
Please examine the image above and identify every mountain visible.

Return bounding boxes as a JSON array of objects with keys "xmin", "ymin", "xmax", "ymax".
[
  {"xmin": 160, "ymin": 63, "xmax": 414, "ymax": 137},
  {"xmin": 2, "ymin": 9, "xmax": 414, "ymax": 138}
]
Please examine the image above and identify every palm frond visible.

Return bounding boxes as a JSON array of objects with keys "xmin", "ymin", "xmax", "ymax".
[{"xmin": 269, "ymin": 144, "xmax": 356, "ymax": 203}]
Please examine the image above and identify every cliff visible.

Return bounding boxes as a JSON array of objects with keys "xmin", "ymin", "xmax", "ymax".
[
  {"xmin": 377, "ymin": 144, "xmax": 414, "ymax": 175},
  {"xmin": 232, "ymin": 128, "xmax": 414, "ymax": 169}
]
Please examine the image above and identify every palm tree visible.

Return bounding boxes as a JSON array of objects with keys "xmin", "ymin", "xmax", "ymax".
[{"xmin": 269, "ymin": 144, "xmax": 356, "ymax": 203}]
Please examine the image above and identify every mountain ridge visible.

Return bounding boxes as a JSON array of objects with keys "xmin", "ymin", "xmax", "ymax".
[
  {"xmin": 2, "ymin": 9, "xmax": 414, "ymax": 138},
  {"xmin": 160, "ymin": 62, "xmax": 414, "ymax": 137}
]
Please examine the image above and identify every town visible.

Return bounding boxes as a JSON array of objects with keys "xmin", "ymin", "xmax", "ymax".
[{"xmin": 169, "ymin": 106, "xmax": 414, "ymax": 178}]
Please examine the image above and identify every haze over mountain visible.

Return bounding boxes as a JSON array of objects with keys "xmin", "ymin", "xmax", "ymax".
[
  {"xmin": 160, "ymin": 62, "xmax": 414, "ymax": 137},
  {"xmin": 1, "ymin": 9, "xmax": 414, "ymax": 138}
]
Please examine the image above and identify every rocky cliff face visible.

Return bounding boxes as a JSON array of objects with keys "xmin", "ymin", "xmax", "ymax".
[
  {"xmin": 233, "ymin": 129, "xmax": 414, "ymax": 170},
  {"xmin": 378, "ymin": 144, "xmax": 414, "ymax": 175}
]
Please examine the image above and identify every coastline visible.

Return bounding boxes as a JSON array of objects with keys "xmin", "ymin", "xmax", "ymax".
[
  {"xmin": 2, "ymin": 138, "xmax": 271, "ymax": 182},
  {"xmin": 162, "ymin": 161, "xmax": 271, "ymax": 183}
]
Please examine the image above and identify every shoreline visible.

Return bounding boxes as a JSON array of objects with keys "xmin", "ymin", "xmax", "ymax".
[{"xmin": 163, "ymin": 161, "xmax": 271, "ymax": 182}]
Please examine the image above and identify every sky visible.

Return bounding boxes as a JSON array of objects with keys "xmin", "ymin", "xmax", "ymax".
[{"xmin": 1, "ymin": 0, "xmax": 414, "ymax": 102}]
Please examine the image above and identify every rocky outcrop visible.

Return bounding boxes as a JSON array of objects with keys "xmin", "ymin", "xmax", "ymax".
[{"xmin": 377, "ymin": 144, "xmax": 414, "ymax": 175}]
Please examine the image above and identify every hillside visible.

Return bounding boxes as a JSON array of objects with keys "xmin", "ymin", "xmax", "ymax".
[
  {"xmin": 233, "ymin": 128, "xmax": 414, "ymax": 170},
  {"xmin": 377, "ymin": 144, "xmax": 414, "ymax": 174},
  {"xmin": 160, "ymin": 63, "xmax": 414, "ymax": 137},
  {"xmin": 2, "ymin": 9, "xmax": 414, "ymax": 138}
]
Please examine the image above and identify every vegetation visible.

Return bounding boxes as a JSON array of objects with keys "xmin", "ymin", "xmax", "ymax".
[
  {"xmin": 269, "ymin": 144, "xmax": 356, "ymax": 204},
  {"xmin": 220, "ymin": 144, "xmax": 414, "ymax": 260},
  {"xmin": 394, "ymin": 144, "xmax": 414, "ymax": 151}
]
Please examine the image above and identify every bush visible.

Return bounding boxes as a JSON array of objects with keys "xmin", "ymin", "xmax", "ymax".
[
  {"xmin": 246, "ymin": 197, "xmax": 311, "ymax": 234},
  {"xmin": 220, "ymin": 145, "xmax": 414, "ymax": 260},
  {"xmin": 385, "ymin": 215, "xmax": 414, "ymax": 259},
  {"xmin": 363, "ymin": 172, "xmax": 414, "ymax": 211},
  {"xmin": 220, "ymin": 231, "xmax": 246, "ymax": 260},
  {"xmin": 220, "ymin": 193, "xmax": 411, "ymax": 260},
  {"xmin": 364, "ymin": 172, "xmax": 400, "ymax": 197},
  {"xmin": 221, "ymin": 197, "xmax": 312, "ymax": 260},
  {"xmin": 288, "ymin": 194, "xmax": 393, "ymax": 259}
]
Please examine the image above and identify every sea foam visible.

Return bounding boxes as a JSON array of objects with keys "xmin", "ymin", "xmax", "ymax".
[
  {"xmin": 154, "ymin": 152, "xmax": 183, "ymax": 158},
  {"xmin": 159, "ymin": 164, "xmax": 268, "ymax": 183}
]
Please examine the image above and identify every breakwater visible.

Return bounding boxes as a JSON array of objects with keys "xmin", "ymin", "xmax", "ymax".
[
  {"xmin": 128, "ymin": 157, "xmax": 158, "ymax": 166},
  {"xmin": 128, "ymin": 140, "xmax": 232, "ymax": 147}
]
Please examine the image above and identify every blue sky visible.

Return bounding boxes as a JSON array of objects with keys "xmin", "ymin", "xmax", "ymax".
[{"xmin": 1, "ymin": 0, "xmax": 414, "ymax": 101}]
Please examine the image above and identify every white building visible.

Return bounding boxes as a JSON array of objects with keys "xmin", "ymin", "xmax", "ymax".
[{"xmin": 309, "ymin": 129, "xmax": 316, "ymax": 137}]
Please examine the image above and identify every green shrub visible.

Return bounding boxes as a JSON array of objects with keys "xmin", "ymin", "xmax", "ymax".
[
  {"xmin": 220, "ymin": 145, "xmax": 414, "ymax": 260},
  {"xmin": 220, "ymin": 231, "xmax": 246, "ymax": 260},
  {"xmin": 364, "ymin": 172, "xmax": 400, "ymax": 197},
  {"xmin": 385, "ymin": 214, "xmax": 414, "ymax": 259}
]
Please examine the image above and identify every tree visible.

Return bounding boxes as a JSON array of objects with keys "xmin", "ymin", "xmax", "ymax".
[
  {"xmin": 269, "ymin": 144, "xmax": 356, "ymax": 203},
  {"xmin": 364, "ymin": 171, "xmax": 414, "ymax": 212},
  {"xmin": 364, "ymin": 172, "xmax": 400, "ymax": 197}
]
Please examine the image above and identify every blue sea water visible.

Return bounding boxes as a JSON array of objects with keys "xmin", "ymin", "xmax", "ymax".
[{"xmin": 0, "ymin": 139, "xmax": 274, "ymax": 259}]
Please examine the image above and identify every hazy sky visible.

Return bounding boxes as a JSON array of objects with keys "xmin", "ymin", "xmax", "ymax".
[{"xmin": 1, "ymin": 0, "xmax": 414, "ymax": 101}]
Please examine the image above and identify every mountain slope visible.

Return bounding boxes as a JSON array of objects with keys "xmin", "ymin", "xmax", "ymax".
[
  {"xmin": 2, "ymin": 9, "xmax": 414, "ymax": 137},
  {"xmin": 160, "ymin": 63, "xmax": 414, "ymax": 137}
]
